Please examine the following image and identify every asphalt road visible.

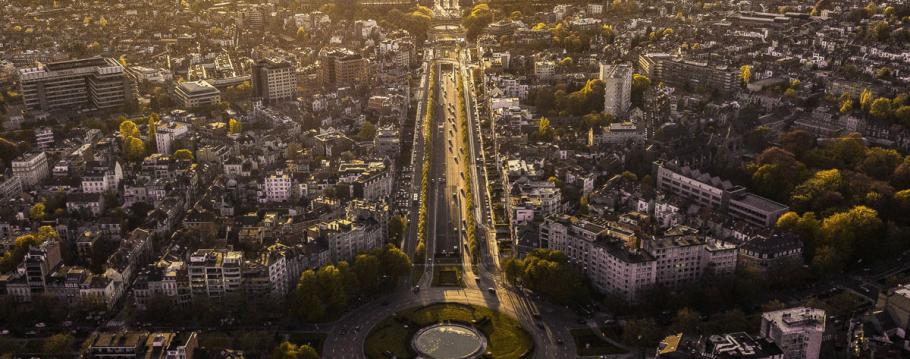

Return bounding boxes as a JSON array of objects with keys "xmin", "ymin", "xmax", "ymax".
[{"xmin": 320, "ymin": 47, "xmax": 583, "ymax": 358}]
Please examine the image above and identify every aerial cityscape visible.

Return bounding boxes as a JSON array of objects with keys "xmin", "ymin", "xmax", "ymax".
[{"xmin": 0, "ymin": 0, "xmax": 909, "ymax": 358}]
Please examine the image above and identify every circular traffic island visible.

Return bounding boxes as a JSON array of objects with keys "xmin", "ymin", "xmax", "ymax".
[
  {"xmin": 364, "ymin": 303, "xmax": 532, "ymax": 359},
  {"xmin": 412, "ymin": 323, "xmax": 487, "ymax": 359}
]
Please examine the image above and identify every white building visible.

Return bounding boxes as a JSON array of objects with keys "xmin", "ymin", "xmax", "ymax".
[
  {"xmin": 35, "ymin": 127, "xmax": 54, "ymax": 150},
  {"xmin": 599, "ymin": 63, "xmax": 633, "ymax": 119},
  {"xmin": 264, "ymin": 170, "xmax": 293, "ymax": 202},
  {"xmin": 155, "ymin": 122, "xmax": 189, "ymax": 155},
  {"xmin": 760, "ymin": 307, "xmax": 826, "ymax": 359},
  {"xmin": 12, "ymin": 152, "xmax": 49, "ymax": 188},
  {"xmin": 541, "ymin": 215, "xmax": 657, "ymax": 302},
  {"xmin": 542, "ymin": 216, "xmax": 738, "ymax": 302},
  {"xmin": 534, "ymin": 60, "xmax": 556, "ymax": 80}
]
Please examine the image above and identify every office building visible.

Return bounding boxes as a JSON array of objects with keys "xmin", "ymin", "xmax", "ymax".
[
  {"xmin": 12, "ymin": 152, "xmax": 49, "ymax": 189},
  {"xmin": 318, "ymin": 48, "xmax": 369, "ymax": 87},
  {"xmin": 17, "ymin": 57, "xmax": 134, "ymax": 112},
  {"xmin": 252, "ymin": 58, "xmax": 296, "ymax": 103},
  {"xmin": 655, "ymin": 161, "xmax": 788, "ymax": 227},
  {"xmin": 760, "ymin": 307, "xmax": 826, "ymax": 359},
  {"xmin": 599, "ymin": 63, "xmax": 633, "ymax": 118},
  {"xmin": 174, "ymin": 81, "xmax": 221, "ymax": 109}
]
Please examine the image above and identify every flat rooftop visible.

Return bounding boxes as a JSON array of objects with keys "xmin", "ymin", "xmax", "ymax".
[{"xmin": 45, "ymin": 57, "xmax": 117, "ymax": 71}]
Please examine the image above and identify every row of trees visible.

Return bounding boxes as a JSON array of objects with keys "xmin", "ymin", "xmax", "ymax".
[
  {"xmin": 502, "ymin": 249, "xmax": 589, "ymax": 304},
  {"xmin": 414, "ymin": 63, "xmax": 438, "ymax": 263},
  {"xmin": 291, "ymin": 244, "xmax": 411, "ymax": 322},
  {"xmin": 456, "ymin": 72, "xmax": 480, "ymax": 259}
]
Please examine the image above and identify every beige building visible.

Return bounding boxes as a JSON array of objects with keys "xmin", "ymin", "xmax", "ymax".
[
  {"xmin": 12, "ymin": 152, "xmax": 49, "ymax": 188},
  {"xmin": 174, "ymin": 81, "xmax": 221, "ymax": 109}
]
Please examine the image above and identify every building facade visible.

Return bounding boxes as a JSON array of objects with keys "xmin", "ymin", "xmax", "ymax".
[
  {"xmin": 760, "ymin": 307, "xmax": 825, "ymax": 359},
  {"xmin": 12, "ymin": 152, "xmax": 49, "ymax": 189},
  {"xmin": 17, "ymin": 57, "xmax": 135, "ymax": 112},
  {"xmin": 252, "ymin": 58, "xmax": 296, "ymax": 103},
  {"xmin": 599, "ymin": 63, "xmax": 633, "ymax": 119}
]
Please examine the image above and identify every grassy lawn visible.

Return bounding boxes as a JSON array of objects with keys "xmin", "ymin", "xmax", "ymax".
[
  {"xmin": 570, "ymin": 328, "xmax": 627, "ymax": 357},
  {"xmin": 432, "ymin": 265, "xmax": 465, "ymax": 287},
  {"xmin": 364, "ymin": 303, "xmax": 532, "ymax": 359}
]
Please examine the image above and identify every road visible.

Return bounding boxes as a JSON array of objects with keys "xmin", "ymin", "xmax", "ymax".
[
  {"xmin": 322, "ymin": 2, "xmax": 583, "ymax": 355},
  {"xmin": 320, "ymin": 36, "xmax": 581, "ymax": 356}
]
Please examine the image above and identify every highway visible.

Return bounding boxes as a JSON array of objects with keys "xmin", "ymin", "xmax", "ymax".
[{"xmin": 322, "ymin": 1, "xmax": 581, "ymax": 356}]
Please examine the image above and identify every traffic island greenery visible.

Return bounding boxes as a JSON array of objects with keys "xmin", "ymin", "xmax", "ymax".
[
  {"xmin": 455, "ymin": 69, "xmax": 480, "ymax": 261},
  {"xmin": 570, "ymin": 328, "xmax": 627, "ymax": 357},
  {"xmin": 364, "ymin": 303, "xmax": 533, "ymax": 359},
  {"xmin": 432, "ymin": 265, "xmax": 465, "ymax": 287},
  {"xmin": 415, "ymin": 62, "xmax": 437, "ymax": 264}
]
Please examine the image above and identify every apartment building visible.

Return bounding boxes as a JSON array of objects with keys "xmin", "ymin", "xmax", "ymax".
[
  {"xmin": 308, "ymin": 219, "xmax": 383, "ymax": 263},
  {"xmin": 642, "ymin": 229, "xmax": 738, "ymax": 289},
  {"xmin": 541, "ymin": 215, "xmax": 657, "ymax": 302},
  {"xmin": 87, "ymin": 331, "xmax": 198, "ymax": 359},
  {"xmin": 17, "ymin": 57, "xmax": 135, "ymax": 112},
  {"xmin": 599, "ymin": 62, "xmax": 633, "ymax": 119},
  {"xmin": 174, "ymin": 81, "xmax": 221, "ymax": 109},
  {"xmin": 252, "ymin": 58, "xmax": 296, "ymax": 103},
  {"xmin": 133, "ymin": 260, "xmax": 190, "ymax": 307},
  {"xmin": 24, "ymin": 240, "xmax": 63, "ymax": 294},
  {"xmin": 187, "ymin": 249, "xmax": 243, "ymax": 299},
  {"xmin": 654, "ymin": 161, "xmax": 788, "ymax": 227},
  {"xmin": 543, "ymin": 215, "xmax": 738, "ymax": 302},
  {"xmin": 639, "ymin": 53, "xmax": 739, "ymax": 93},
  {"xmin": 264, "ymin": 170, "xmax": 293, "ymax": 202},
  {"xmin": 155, "ymin": 122, "xmax": 189, "ymax": 155},
  {"xmin": 12, "ymin": 152, "xmax": 49, "ymax": 188},
  {"xmin": 35, "ymin": 127, "xmax": 54, "ymax": 149},
  {"xmin": 534, "ymin": 60, "xmax": 556, "ymax": 80},
  {"xmin": 0, "ymin": 175, "xmax": 22, "ymax": 200},
  {"xmin": 760, "ymin": 307, "xmax": 826, "ymax": 359}
]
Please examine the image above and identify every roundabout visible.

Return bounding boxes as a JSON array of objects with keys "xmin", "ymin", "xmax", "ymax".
[{"xmin": 364, "ymin": 302, "xmax": 533, "ymax": 359}]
